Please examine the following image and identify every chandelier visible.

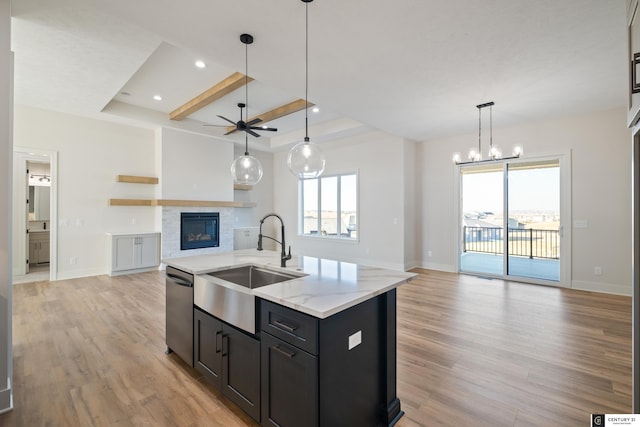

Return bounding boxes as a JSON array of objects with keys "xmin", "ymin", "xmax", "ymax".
[{"xmin": 453, "ymin": 102, "xmax": 523, "ymax": 164}]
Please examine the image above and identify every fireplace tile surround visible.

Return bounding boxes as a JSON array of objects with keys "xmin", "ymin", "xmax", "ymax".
[{"xmin": 162, "ymin": 206, "xmax": 233, "ymax": 259}]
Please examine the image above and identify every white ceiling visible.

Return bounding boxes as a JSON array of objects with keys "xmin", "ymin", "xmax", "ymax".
[{"xmin": 10, "ymin": 0, "xmax": 628, "ymax": 152}]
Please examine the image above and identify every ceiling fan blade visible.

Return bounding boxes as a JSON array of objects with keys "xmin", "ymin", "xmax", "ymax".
[
  {"xmin": 217, "ymin": 115, "xmax": 237, "ymax": 125},
  {"xmin": 246, "ymin": 129, "xmax": 261, "ymax": 138},
  {"xmin": 246, "ymin": 118, "xmax": 262, "ymax": 126},
  {"xmin": 250, "ymin": 126, "xmax": 277, "ymax": 132},
  {"xmin": 203, "ymin": 124, "xmax": 229, "ymax": 127},
  {"xmin": 224, "ymin": 129, "xmax": 238, "ymax": 135}
]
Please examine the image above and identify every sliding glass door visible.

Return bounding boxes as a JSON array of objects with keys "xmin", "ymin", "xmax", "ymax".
[
  {"xmin": 459, "ymin": 157, "xmax": 564, "ymax": 284},
  {"xmin": 506, "ymin": 160, "xmax": 560, "ymax": 281},
  {"xmin": 460, "ymin": 164, "xmax": 504, "ymax": 276}
]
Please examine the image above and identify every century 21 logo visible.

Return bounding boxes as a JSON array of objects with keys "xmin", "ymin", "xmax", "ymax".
[{"xmin": 592, "ymin": 414, "xmax": 604, "ymax": 426}]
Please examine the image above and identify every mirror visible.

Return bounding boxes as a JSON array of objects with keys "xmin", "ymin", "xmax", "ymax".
[{"xmin": 28, "ymin": 185, "xmax": 50, "ymax": 220}]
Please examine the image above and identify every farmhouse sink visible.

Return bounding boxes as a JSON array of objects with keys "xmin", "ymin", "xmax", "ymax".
[
  {"xmin": 195, "ymin": 265, "xmax": 305, "ymax": 334},
  {"xmin": 206, "ymin": 264, "xmax": 303, "ymax": 289}
]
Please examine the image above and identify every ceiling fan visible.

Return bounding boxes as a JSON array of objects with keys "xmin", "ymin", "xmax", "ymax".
[
  {"xmin": 215, "ymin": 102, "xmax": 277, "ymax": 138},
  {"xmin": 205, "ymin": 33, "xmax": 277, "ymax": 138}
]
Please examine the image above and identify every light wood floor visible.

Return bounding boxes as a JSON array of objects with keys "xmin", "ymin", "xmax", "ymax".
[{"xmin": 0, "ymin": 269, "xmax": 631, "ymax": 427}]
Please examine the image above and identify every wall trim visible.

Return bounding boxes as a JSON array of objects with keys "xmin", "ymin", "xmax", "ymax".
[
  {"xmin": 55, "ymin": 268, "xmax": 106, "ymax": 281},
  {"xmin": 418, "ymin": 261, "xmax": 456, "ymax": 273},
  {"xmin": 571, "ymin": 279, "xmax": 632, "ymax": 296},
  {"xmin": 0, "ymin": 377, "xmax": 13, "ymax": 414}
]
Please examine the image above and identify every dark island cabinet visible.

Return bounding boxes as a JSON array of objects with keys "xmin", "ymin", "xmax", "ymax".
[
  {"xmin": 260, "ymin": 332, "xmax": 318, "ymax": 427},
  {"xmin": 260, "ymin": 295, "xmax": 393, "ymax": 427},
  {"xmin": 194, "ymin": 307, "xmax": 260, "ymax": 422},
  {"xmin": 194, "ymin": 307, "xmax": 222, "ymax": 387}
]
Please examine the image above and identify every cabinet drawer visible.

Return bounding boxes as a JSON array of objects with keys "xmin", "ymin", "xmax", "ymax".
[{"xmin": 260, "ymin": 300, "xmax": 318, "ymax": 354}]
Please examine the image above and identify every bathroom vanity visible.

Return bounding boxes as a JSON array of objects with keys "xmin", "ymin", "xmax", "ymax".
[{"xmin": 164, "ymin": 249, "xmax": 415, "ymax": 427}]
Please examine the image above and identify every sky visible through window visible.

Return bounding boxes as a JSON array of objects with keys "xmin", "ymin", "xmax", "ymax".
[
  {"xmin": 302, "ymin": 173, "xmax": 357, "ymax": 237},
  {"xmin": 463, "ymin": 166, "xmax": 559, "ymax": 215}
]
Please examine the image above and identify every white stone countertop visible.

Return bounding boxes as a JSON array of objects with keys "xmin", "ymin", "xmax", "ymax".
[{"xmin": 163, "ymin": 249, "xmax": 416, "ymax": 319}]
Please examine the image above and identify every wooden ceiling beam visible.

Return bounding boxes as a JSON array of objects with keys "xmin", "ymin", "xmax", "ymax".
[
  {"xmin": 169, "ymin": 72, "xmax": 253, "ymax": 121},
  {"xmin": 225, "ymin": 98, "xmax": 314, "ymax": 133}
]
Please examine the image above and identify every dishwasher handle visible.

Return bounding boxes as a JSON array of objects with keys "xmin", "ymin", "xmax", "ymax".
[{"xmin": 166, "ymin": 273, "xmax": 193, "ymax": 287}]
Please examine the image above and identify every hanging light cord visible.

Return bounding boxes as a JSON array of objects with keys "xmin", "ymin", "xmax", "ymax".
[
  {"xmin": 477, "ymin": 106, "xmax": 482, "ymax": 156},
  {"xmin": 245, "ymin": 39, "xmax": 250, "ymax": 155},
  {"xmin": 304, "ymin": 0, "xmax": 310, "ymax": 142},
  {"xmin": 489, "ymin": 104, "xmax": 493, "ymax": 154}
]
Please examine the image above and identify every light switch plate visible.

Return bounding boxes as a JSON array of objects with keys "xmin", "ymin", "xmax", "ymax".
[
  {"xmin": 574, "ymin": 219, "xmax": 588, "ymax": 228},
  {"xmin": 348, "ymin": 330, "xmax": 362, "ymax": 350}
]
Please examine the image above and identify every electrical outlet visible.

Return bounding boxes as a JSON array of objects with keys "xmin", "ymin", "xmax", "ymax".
[
  {"xmin": 594, "ymin": 266, "xmax": 602, "ymax": 276},
  {"xmin": 427, "ymin": 251, "xmax": 433, "ymax": 257},
  {"xmin": 69, "ymin": 257, "xmax": 77, "ymax": 265},
  {"xmin": 348, "ymin": 331, "xmax": 362, "ymax": 350}
]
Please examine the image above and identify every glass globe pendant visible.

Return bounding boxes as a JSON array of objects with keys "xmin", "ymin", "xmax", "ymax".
[
  {"xmin": 287, "ymin": 0, "xmax": 325, "ymax": 179},
  {"xmin": 232, "ymin": 135, "xmax": 263, "ymax": 185},
  {"xmin": 287, "ymin": 137, "xmax": 325, "ymax": 179}
]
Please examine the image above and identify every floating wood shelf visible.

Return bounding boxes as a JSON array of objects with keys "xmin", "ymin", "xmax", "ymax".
[
  {"xmin": 108, "ymin": 199, "xmax": 256, "ymax": 208},
  {"xmin": 233, "ymin": 184, "xmax": 253, "ymax": 191},
  {"xmin": 116, "ymin": 175, "xmax": 159, "ymax": 184}
]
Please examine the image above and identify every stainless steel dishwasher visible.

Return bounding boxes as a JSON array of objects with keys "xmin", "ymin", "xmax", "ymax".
[{"xmin": 165, "ymin": 265, "xmax": 194, "ymax": 367}]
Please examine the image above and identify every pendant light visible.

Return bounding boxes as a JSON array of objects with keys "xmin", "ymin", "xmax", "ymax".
[
  {"xmin": 452, "ymin": 102, "xmax": 523, "ymax": 165},
  {"xmin": 231, "ymin": 33, "xmax": 263, "ymax": 185},
  {"xmin": 287, "ymin": 0, "xmax": 325, "ymax": 179}
]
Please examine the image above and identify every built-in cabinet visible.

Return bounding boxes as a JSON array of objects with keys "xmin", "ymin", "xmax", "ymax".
[
  {"xmin": 260, "ymin": 302, "xmax": 319, "ymax": 427},
  {"xmin": 193, "ymin": 307, "xmax": 261, "ymax": 422},
  {"xmin": 187, "ymin": 290, "xmax": 402, "ymax": 426},
  {"xmin": 28, "ymin": 231, "xmax": 49, "ymax": 264},
  {"xmin": 108, "ymin": 232, "xmax": 160, "ymax": 275},
  {"xmin": 260, "ymin": 298, "xmax": 386, "ymax": 427}
]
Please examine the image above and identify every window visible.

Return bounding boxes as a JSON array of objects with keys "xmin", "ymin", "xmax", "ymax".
[{"xmin": 300, "ymin": 173, "xmax": 357, "ymax": 239}]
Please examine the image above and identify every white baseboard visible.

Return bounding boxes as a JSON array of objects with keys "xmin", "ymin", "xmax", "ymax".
[
  {"xmin": 418, "ymin": 261, "xmax": 456, "ymax": 273},
  {"xmin": 571, "ymin": 279, "xmax": 632, "ymax": 296},
  {"xmin": 0, "ymin": 377, "xmax": 13, "ymax": 414},
  {"xmin": 55, "ymin": 268, "xmax": 106, "ymax": 281}
]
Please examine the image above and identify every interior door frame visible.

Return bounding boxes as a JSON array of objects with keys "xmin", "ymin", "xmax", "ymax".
[
  {"xmin": 13, "ymin": 147, "xmax": 58, "ymax": 281},
  {"xmin": 632, "ymin": 125, "xmax": 640, "ymax": 412},
  {"xmin": 454, "ymin": 149, "xmax": 572, "ymax": 287}
]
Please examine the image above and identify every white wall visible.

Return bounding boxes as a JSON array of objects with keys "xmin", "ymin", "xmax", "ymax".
[
  {"xmin": 157, "ymin": 127, "xmax": 233, "ymax": 201},
  {"xmin": 13, "ymin": 106, "xmax": 156, "ymax": 279},
  {"xmin": 403, "ymin": 140, "xmax": 419, "ymax": 269},
  {"xmin": 420, "ymin": 107, "xmax": 632, "ymax": 295},
  {"xmin": 273, "ymin": 130, "xmax": 409, "ymax": 271},
  {"xmin": 232, "ymin": 145, "xmax": 274, "ymax": 228},
  {"xmin": 0, "ymin": 0, "xmax": 12, "ymax": 413}
]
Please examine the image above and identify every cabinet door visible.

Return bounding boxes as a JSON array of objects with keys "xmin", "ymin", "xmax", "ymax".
[
  {"xmin": 137, "ymin": 234, "xmax": 159, "ymax": 268},
  {"xmin": 39, "ymin": 235, "xmax": 50, "ymax": 263},
  {"xmin": 261, "ymin": 332, "xmax": 318, "ymax": 427},
  {"xmin": 28, "ymin": 238, "xmax": 37, "ymax": 265},
  {"xmin": 113, "ymin": 236, "xmax": 136, "ymax": 271},
  {"xmin": 222, "ymin": 325, "xmax": 260, "ymax": 422},
  {"xmin": 194, "ymin": 308, "xmax": 223, "ymax": 388}
]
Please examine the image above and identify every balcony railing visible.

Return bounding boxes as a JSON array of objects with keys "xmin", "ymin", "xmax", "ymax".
[{"xmin": 463, "ymin": 226, "xmax": 559, "ymax": 259}]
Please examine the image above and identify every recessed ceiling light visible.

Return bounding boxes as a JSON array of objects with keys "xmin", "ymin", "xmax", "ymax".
[
  {"xmin": 153, "ymin": 95, "xmax": 163, "ymax": 101},
  {"xmin": 195, "ymin": 60, "xmax": 206, "ymax": 69},
  {"xmin": 262, "ymin": 125, "xmax": 268, "ymax": 129},
  {"xmin": 312, "ymin": 107, "xmax": 320, "ymax": 113}
]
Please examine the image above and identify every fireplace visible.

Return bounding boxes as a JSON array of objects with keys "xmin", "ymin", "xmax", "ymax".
[{"xmin": 180, "ymin": 212, "xmax": 220, "ymax": 250}]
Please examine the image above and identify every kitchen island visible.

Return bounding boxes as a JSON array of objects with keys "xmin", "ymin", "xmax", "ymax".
[{"xmin": 164, "ymin": 249, "xmax": 416, "ymax": 427}]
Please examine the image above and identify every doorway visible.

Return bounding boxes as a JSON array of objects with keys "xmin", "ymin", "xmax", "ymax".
[
  {"xmin": 457, "ymin": 154, "xmax": 570, "ymax": 286},
  {"xmin": 12, "ymin": 148, "xmax": 57, "ymax": 283}
]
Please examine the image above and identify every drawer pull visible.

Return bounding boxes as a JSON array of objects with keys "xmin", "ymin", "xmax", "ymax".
[
  {"xmin": 215, "ymin": 330, "xmax": 222, "ymax": 354},
  {"xmin": 273, "ymin": 319, "xmax": 297, "ymax": 333},
  {"xmin": 273, "ymin": 344, "xmax": 296, "ymax": 358}
]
